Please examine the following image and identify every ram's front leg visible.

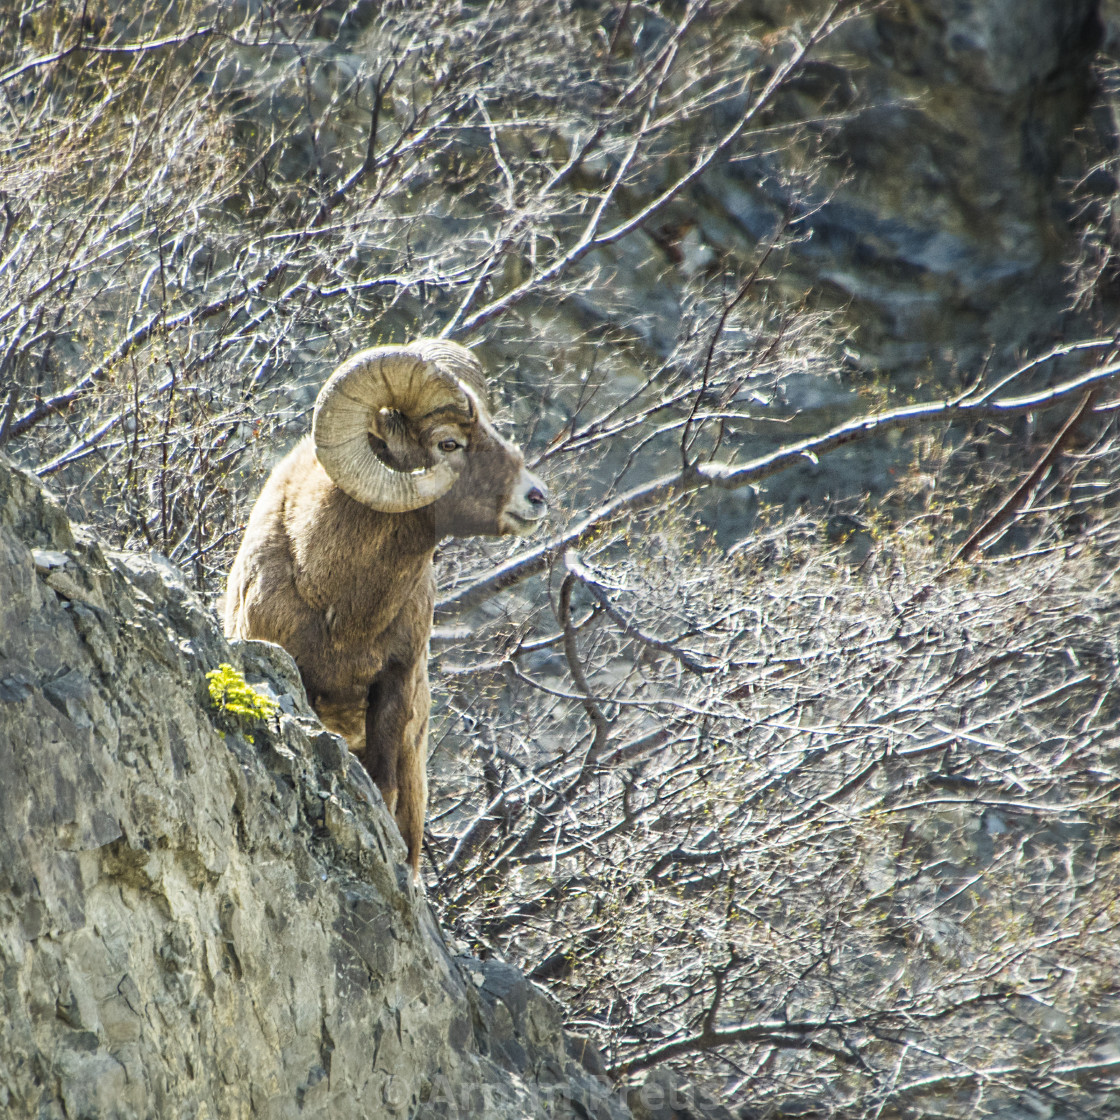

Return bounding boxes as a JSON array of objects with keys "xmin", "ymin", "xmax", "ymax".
[{"xmin": 364, "ymin": 654, "xmax": 430, "ymax": 877}]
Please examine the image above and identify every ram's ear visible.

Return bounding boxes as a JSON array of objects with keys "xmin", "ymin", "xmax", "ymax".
[
  {"xmin": 456, "ymin": 383, "xmax": 481, "ymax": 424},
  {"xmin": 371, "ymin": 407, "xmax": 420, "ymax": 469}
]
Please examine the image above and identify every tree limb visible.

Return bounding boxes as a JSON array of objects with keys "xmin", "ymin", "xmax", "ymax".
[{"xmin": 436, "ymin": 359, "xmax": 1120, "ymax": 615}]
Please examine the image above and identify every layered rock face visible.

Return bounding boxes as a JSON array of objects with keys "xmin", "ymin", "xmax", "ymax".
[
  {"xmin": 0, "ymin": 454, "xmax": 624, "ymax": 1120},
  {"xmin": 561, "ymin": 0, "xmax": 1105, "ymax": 376},
  {"xmin": 810, "ymin": 0, "xmax": 1104, "ymax": 374},
  {"xmin": 528, "ymin": 0, "xmax": 1110, "ymax": 524},
  {"xmin": 711, "ymin": 1, "xmax": 1105, "ymax": 373}
]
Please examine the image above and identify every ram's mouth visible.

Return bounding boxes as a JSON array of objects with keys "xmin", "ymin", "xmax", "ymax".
[{"xmin": 501, "ymin": 511, "xmax": 546, "ymax": 535}]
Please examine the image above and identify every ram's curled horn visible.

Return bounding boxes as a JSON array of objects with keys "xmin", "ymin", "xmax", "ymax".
[
  {"xmin": 312, "ymin": 340, "xmax": 482, "ymax": 512},
  {"xmin": 415, "ymin": 337, "xmax": 490, "ymax": 407}
]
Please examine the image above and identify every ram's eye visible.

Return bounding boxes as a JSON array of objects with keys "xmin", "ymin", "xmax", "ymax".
[{"xmin": 438, "ymin": 438, "xmax": 462, "ymax": 453}]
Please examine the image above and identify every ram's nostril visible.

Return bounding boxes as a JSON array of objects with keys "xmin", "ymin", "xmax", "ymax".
[{"xmin": 527, "ymin": 486, "xmax": 547, "ymax": 508}]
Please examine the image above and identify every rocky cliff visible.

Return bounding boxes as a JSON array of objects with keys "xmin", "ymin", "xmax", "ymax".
[
  {"xmin": 494, "ymin": 0, "xmax": 1113, "ymax": 525},
  {"xmin": 787, "ymin": 0, "xmax": 1102, "ymax": 374},
  {"xmin": 0, "ymin": 452, "xmax": 628, "ymax": 1119},
  {"xmin": 618, "ymin": 0, "xmax": 1105, "ymax": 380}
]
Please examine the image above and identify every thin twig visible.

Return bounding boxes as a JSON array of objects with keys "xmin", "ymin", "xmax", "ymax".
[{"xmin": 951, "ymin": 390, "xmax": 1097, "ymax": 564}]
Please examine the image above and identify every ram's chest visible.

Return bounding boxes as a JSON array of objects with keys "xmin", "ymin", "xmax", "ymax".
[
  {"xmin": 323, "ymin": 567, "xmax": 432, "ymax": 663},
  {"xmin": 322, "ymin": 604, "xmax": 386, "ymax": 672}
]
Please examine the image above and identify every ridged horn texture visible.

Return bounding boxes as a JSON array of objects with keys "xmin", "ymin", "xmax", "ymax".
[{"xmin": 312, "ymin": 340, "xmax": 485, "ymax": 512}]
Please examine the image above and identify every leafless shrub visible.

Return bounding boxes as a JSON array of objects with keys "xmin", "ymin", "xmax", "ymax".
[
  {"xmin": 431, "ymin": 457, "xmax": 1120, "ymax": 1115},
  {"xmin": 2, "ymin": 0, "xmax": 865, "ymax": 582}
]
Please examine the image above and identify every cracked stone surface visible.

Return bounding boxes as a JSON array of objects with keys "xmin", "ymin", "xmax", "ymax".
[{"xmin": 0, "ymin": 453, "xmax": 627, "ymax": 1120}]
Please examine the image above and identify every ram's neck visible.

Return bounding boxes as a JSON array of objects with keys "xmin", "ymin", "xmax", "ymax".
[
  {"xmin": 281, "ymin": 447, "xmax": 439, "ymax": 634},
  {"xmin": 315, "ymin": 496, "xmax": 436, "ymax": 628}
]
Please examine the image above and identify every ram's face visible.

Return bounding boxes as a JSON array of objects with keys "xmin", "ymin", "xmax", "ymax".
[
  {"xmin": 372, "ymin": 404, "xmax": 474, "ymax": 475},
  {"xmin": 429, "ymin": 404, "xmax": 549, "ymax": 539}
]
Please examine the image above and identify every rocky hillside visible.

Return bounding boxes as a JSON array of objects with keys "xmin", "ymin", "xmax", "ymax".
[{"xmin": 0, "ymin": 451, "xmax": 631, "ymax": 1119}]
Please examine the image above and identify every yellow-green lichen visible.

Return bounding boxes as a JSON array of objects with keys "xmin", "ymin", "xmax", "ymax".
[{"xmin": 206, "ymin": 663, "xmax": 279, "ymax": 743}]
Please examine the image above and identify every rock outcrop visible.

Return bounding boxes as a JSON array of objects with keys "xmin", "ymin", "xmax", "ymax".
[
  {"xmin": 0, "ymin": 453, "xmax": 626, "ymax": 1119},
  {"xmin": 494, "ymin": 0, "xmax": 1111, "ymax": 522},
  {"xmin": 798, "ymin": 0, "xmax": 1103, "ymax": 374},
  {"xmin": 620, "ymin": 0, "xmax": 1105, "ymax": 379}
]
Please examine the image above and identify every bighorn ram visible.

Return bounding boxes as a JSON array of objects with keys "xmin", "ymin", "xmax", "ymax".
[{"xmin": 223, "ymin": 339, "xmax": 548, "ymax": 876}]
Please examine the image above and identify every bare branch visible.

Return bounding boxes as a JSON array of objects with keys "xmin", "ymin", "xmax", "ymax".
[{"xmin": 437, "ymin": 359, "xmax": 1120, "ymax": 614}]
